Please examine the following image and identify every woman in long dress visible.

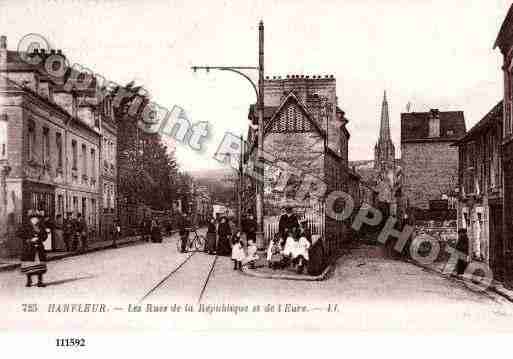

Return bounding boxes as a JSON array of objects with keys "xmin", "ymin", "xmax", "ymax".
[
  {"xmin": 217, "ymin": 217, "xmax": 232, "ymax": 256},
  {"xmin": 205, "ymin": 217, "xmax": 217, "ymax": 254},
  {"xmin": 18, "ymin": 211, "xmax": 48, "ymax": 287}
]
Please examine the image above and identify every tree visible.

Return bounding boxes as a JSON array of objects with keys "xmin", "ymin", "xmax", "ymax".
[{"xmin": 112, "ymin": 82, "xmax": 179, "ymax": 210}]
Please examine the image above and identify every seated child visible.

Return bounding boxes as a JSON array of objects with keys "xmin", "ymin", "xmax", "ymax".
[
  {"xmin": 281, "ymin": 229, "xmax": 297, "ymax": 268},
  {"xmin": 291, "ymin": 232, "xmax": 311, "ymax": 274},
  {"xmin": 266, "ymin": 234, "xmax": 283, "ymax": 269},
  {"xmin": 231, "ymin": 231, "xmax": 245, "ymax": 270},
  {"xmin": 245, "ymin": 238, "xmax": 259, "ymax": 269}
]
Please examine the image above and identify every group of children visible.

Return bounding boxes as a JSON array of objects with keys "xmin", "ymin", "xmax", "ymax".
[
  {"xmin": 230, "ymin": 222, "xmax": 313, "ymax": 274},
  {"xmin": 266, "ymin": 226, "xmax": 311, "ymax": 274},
  {"xmin": 230, "ymin": 231, "xmax": 259, "ymax": 270}
]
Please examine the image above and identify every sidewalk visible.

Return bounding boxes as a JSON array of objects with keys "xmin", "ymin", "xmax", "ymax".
[
  {"xmin": 0, "ymin": 233, "xmax": 159, "ymax": 273},
  {"xmin": 240, "ymin": 250, "xmax": 336, "ymax": 281},
  {"xmin": 407, "ymin": 258, "xmax": 513, "ymax": 303}
]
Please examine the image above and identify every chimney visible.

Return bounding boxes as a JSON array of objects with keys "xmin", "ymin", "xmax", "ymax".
[{"xmin": 0, "ymin": 36, "xmax": 6, "ymax": 49}]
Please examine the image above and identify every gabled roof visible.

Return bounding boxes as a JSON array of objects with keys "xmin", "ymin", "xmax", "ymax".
[
  {"xmin": 453, "ymin": 101, "xmax": 502, "ymax": 145},
  {"xmin": 245, "ymin": 91, "xmax": 326, "ymax": 156},
  {"xmin": 401, "ymin": 110, "xmax": 466, "ymax": 142},
  {"xmin": 494, "ymin": 4, "xmax": 513, "ymax": 50},
  {"xmin": 264, "ymin": 90, "xmax": 325, "ymax": 136}
]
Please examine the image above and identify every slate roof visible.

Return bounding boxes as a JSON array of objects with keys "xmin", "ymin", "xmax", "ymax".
[
  {"xmin": 494, "ymin": 4, "xmax": 513, "ymax": 50},
  {"xmin": 401, "ymin": 110, "xmax": 466, "ymax": 142},
  {"xmin": 453, "ymin": 101, "xmax": 502, "ymax": 145}
]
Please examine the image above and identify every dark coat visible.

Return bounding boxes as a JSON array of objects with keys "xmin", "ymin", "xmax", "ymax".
[
  {"xmin": 243, "ymin": 218, "xmax": 257, "ymax": 240},
  {"xmin": 218, "ymin": 221, "xmax": 231, "ymax": 238},
  {"xmin": 278, "ymin": 213, "xmax": 299, "ymax": 237},
  {"xmin": 456, "ymin": 232, "xmax": 469, "ymax": 255},
  {"xmin": 207, "ymin": 222, "xmax": 217, "ymax": 234},
  {"xmin": 18, "ymin": 223, "xmax": 48, "ymax": 262},
  {"xmin": 217, "ymin": 220, "xmax": 232, "ymax": 256},
  {"xmin": 63, "ymin": 218, "xmax": 74, "ymax": 236}
]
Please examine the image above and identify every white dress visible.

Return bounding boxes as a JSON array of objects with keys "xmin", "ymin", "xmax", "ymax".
[
  {"xmin": 292, "ymin": 236, "xmax": 311, "ymax": 261},
  {"xmin": 246, "ymin": 243, "xmax": 259, "ymax": 262},
  {"xmin": 231, "ymin": 242, "xmax": 245, "ymax": 261},
  {"xmin": 282, "ymin": 236, "xmax": 295, "ymax": 257}
]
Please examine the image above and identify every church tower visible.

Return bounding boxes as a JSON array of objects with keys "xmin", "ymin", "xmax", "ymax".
[{"xmin": 374, "ymin": 90, "xmax": 395, "ymax": 172}]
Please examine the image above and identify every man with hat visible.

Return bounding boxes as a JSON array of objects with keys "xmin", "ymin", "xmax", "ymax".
[{"xmin": 278, "ymin": 206, "xmax": 299, "ymax": 245}]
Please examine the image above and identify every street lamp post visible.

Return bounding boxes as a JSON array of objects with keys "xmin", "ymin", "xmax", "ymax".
[{"xmin": 192, "ymin": 20, "xmax": 265, "ymax": 248}]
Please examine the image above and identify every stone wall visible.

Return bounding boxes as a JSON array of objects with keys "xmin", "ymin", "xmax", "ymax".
[{"xmin": 402, "ymin": 141, "xmax": 458, "ymax": 209}]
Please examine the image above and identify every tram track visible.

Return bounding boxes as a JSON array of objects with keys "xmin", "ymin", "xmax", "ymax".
[{"xmin": 138, "ymin": 248, "xmax": 219, "ymax": 305}]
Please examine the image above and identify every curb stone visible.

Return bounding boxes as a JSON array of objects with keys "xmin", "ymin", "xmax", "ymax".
[
  {"xmin": 240, "ymin": 256, "xmax": 338, "ymax": 281},
  {"xmin": 241, "ymin": 262, "xmax": 333, "ymax": 281}
]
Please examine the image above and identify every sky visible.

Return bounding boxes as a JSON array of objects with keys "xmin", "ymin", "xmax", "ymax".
[{"xmin": 0, "ymin": 0, "xmax": 510, "ymax": 171}]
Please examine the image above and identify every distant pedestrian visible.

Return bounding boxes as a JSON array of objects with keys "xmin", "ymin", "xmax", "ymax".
[
  {"xmin": 63, "ymin": 212, "xmax": 74, "ymax": 252},
  {"xmin": 455, "ymin": 228, "xmax": 469, "ymax": 275},
  {"xmin": 75, "ymin": 213, "xmax": 88, "ymax": 252},
  {"xmin": 178, "ymin": 213, "xmax": 190, "ymax": 251},
  {"xmin": 18, "ymin": 210, "xmax": 48, "ymax": 287},
  {"xmin": 205, "ymin": 217, "xmax": 217, "ymax": 255},
  {"xmin": 140, "ymin": 217, "xmax": 149, "ymax": 242},
  {"xmin": 151, "ymin": 218, "xmax": 162, "ymax": 243},
  {"xmin": 112, "ymin": 219, "xmax": 121, "ymax": 248},
  {"xmin": 54, "ymin": 214, "xmax": 64, "ymax": 251}
]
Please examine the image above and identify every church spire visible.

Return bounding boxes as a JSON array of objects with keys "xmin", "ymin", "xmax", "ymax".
[
  {"xmin": 379, "ymin": 90, "xmax": 391, "ymax": 142},
  {"xmin": 374, "ymin": 90, "xmax": 395, "ymax": 172}
]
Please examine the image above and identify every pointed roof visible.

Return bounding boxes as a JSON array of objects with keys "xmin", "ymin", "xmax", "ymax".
[
  {"xmin": 264, "ymin": 90, "xmax": 324, "ymax": 136},
  {"xmin": 494, "ymin": 4, "xmax": 513, "ymax": 51},
  {"xmin": 378, "ymin": 90, "xmax": 391, "ymax": 142}
]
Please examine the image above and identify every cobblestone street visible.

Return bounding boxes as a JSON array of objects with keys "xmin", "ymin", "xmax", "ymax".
[{"xmin": 1, "ymin": 234, "xmax": 512, "ymax": 332}]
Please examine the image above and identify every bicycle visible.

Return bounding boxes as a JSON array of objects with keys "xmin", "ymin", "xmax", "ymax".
[{"xmin": 176, "ymin": 227, "xmax": 205, "ymax": 252}]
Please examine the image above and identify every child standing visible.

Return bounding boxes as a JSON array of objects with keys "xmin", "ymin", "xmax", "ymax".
[
  {"xmin": 266, "ymin": 234, "xmax": 283, "ymax": 269},
  {"xmin": 231, "ymin": 231, "xmax": 245, "ymax": 270}
]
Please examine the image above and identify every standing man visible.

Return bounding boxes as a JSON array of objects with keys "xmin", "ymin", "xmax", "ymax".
[
  {"xmin": 63, "ymin": 212, "xmax": 74, "ymax": 252},
  {"xmin": 244, "ymin": 213, "xmax": 257, "ymax": 244},
  {"xmin": 76, "ymin": 213, "xmax": 88, "ymax": 253},
  {"xmin": 54, "ymin": 214, "xmax": 64, "ymax": 251},
  {"xmin": 278, "ymin": 206, "xmax": 299, "ymax": 244},
  {"xmin": 178, "ymin": 212, "xmax": 190, "ymax": 253}
]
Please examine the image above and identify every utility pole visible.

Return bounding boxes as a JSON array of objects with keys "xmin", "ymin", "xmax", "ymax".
[
  {"xmin": 191, "ymin": 20, "xmax": 266, "ymax": 248},
  {"xmin": 238, "ymin": 135, "xmax": 244, "ymax": 230},
  {"xmin": 255, "ymin": 20, "xmax": 265, "ymax": 249}
]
